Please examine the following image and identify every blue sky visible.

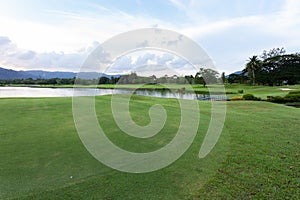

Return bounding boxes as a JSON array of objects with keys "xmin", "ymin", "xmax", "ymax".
[{"xmin": 0, "ymin": 0, "xmax": 299, "ymax": 75}]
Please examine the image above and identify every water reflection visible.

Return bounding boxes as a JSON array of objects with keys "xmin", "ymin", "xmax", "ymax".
[{"xmin": 0, "ymin": 87, "xmax": 227, "ymax": 101}]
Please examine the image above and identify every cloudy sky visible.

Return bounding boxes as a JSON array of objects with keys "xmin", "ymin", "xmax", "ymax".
[{"xmin": 0, "ymin": 0, "xmax": 299, "ymax": 75}]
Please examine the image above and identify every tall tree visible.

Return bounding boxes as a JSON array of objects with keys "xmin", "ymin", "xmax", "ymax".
[
  {"xmin": 195, "ymin": 68, "xmax": 219, "ymax": 87},
  {"xmin": 259, "ymin": 54, "xmax": 300, "ymax": 86},
  {"xmin": 221, "ymin": 72, "xmax": 226, "ymax": 84},
  {"xmin": 244, "ymin": 56, "xmax": 261, "ymax": 85}
]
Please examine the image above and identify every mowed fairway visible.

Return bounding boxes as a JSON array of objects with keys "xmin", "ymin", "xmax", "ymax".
[{"xmin": 0, "ymin": 96, "xmax": 299, "ymax": 199}]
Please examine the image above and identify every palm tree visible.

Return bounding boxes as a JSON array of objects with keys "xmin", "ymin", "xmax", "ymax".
[{"xmin": 244, "ymin": 55, "xmax": 261, "ymax": 85}]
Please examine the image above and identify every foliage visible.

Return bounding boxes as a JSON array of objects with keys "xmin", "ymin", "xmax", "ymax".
[
  {"xmin": 258, "ymin": 54, "xmax": 300, "ymax": 86},
  {"xmin": 0, "ymin": 77, "xmax": 75, "ymax": 85},
  {"xmin": 267, "ymin": 96, "xmax": 285, "ymax": 103},
  {"xmin": 242, "ymin": 93, "xmax": 261, "ymax": 101},
  {"xmin": 221, "ymin": 72, "xmax": 226, "ymax": 83},
  {"xmin": 111, "ymin": 72, "xmax": 191, "ymax": 84},
  {"xmin": 243, "ymin": 55, "xmax": 262, "ymax": 85},
  {"xmin": 288, "ymin": 90, "xmax": 300, "ymax": 95},
  {"xmin": 284, "ymin": 93, "xmax": 300, "ymax": 102},
  {"xmin": 0, "ymin": 77, "xmax": 121, "ymax": 85},
  {"xmin": 184, "ymin": 75, "xmax": 194, "ymax": 84},
  {"xmin": 267, "ymin": 90, "xmax": 300, "ymax": 103},
  {"xmin": 195, "ymin": 68, "xmax": 220, "ymax": 86},
  {"xmin": 241, "ymin": 48, "xmax": 300, "ymax": 86},
  {"xmin": 227, "ymin": 73, "xmax": 247, "ymax": 84},
  {"xmin": 0, "ymin": 69, "xmax": 223, "ymax": 87},
  {"xmin": 260, "ymin": 47, "xmax": 286, "ymax": 60}
]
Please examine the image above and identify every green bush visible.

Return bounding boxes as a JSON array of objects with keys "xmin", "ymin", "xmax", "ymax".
[
  {"xmin": 268, "ymin": 92, "xmax": 300, "ymax": 103},
  {"xmin": 270, "ymin": 96, "xmax": 285, "ymax": 103},
  {"xmin": 242, "ymin": 94, "xmax": 261, "ymax": 101},
  {"xmin": 284, "ymin": 93, "xmax": 300, "ymax": 102},
  {"xmin": 238, "ymin": 89, "xmax": 244, "ymax": 94},
  {"xmin": 288, "ymin": 90, "xmax": 300, "ymax": 95}
]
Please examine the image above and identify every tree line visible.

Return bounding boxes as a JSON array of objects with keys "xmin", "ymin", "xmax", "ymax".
[
  {"xmin": 1, "ymin": 68, "xmax": 221, "ymax": 86},
  {"xmin": 228, "ymin": 48, "xmax": 300, "ymax": 86},
  {"xmin": 116, "ymin": 68, "xmax": 221, "ymax": 86},
  {"xmin": 0, "ymin": 77, "xmax": 121, "ymax": 85}
]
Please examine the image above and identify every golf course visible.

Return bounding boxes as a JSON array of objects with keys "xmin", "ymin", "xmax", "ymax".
[
  {"xmin": 1, "ymin": 0, "xmax": 300, "ymax": 199},
  {"xmin": 1, "ymin": 85, "xmax": 299, "ymax": 199}
]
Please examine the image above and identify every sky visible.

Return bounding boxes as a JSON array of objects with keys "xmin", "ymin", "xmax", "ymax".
[{"xmin": 0, "ymin": 0, "xmax": 299, "ymax": 75}]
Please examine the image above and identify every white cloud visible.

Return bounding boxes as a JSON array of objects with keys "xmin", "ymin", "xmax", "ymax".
[
  {"xmin": 177, "ymin": 0, "xmax": 300, "ymax": 74},
  {"xmin": 108, "ymin": 50, "xmax": 197, "ymax": 77},
  {"xmin": 0, "ymin": 5, "xmax": 170, "ymax": 54},
  {"xmin": 0, "ymin": 37, "xmax": 99, "ymax": 72}
]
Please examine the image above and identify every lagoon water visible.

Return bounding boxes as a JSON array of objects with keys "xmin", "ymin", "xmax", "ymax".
[
  {"xmin": 0, "ymin": 86, "xmax": 198, "ymax": 100},
  {"xmin": 0, "ymin": 86, "xmax": 225, "ymax": 100}
]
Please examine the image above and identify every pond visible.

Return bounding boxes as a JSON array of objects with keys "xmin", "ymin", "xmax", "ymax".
[{"xmin": 0, "ymin": 87, "xmax": 227, "ymax": 101}]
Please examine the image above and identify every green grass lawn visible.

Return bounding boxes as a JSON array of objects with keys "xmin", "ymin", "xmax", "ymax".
[
  {"xmin": 224, "ymin": 84, "xmax": 300, "ymax": 99},
  {"xmin": 0, "ymin": 96, "xmax": 299, "ymax": 199}
]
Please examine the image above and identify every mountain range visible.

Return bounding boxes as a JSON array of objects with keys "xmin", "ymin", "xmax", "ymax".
[
  {"xmin": 0, "ymin": 67, "xmax": 118, "ymax": 80},
  {"xmin": 0, "ymin": 67, "xmax": 243, "ymax": 80}
]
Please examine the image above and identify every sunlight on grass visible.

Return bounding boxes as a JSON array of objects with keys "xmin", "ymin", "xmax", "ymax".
[{"xmin": 0, "ymin": 96, "xmax": 299, "ymax": 199}]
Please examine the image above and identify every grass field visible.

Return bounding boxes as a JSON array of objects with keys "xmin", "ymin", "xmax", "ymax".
[{"xmin": 0, "ymin": 96, "xmax": 299, "ymax": 199}]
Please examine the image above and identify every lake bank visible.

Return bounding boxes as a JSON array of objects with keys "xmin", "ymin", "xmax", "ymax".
[{"xmin": 2, "ymin": 84, "xmax": 299, "ymax": 98}]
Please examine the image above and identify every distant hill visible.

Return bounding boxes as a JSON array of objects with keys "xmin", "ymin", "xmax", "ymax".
[
  {"xmin": 225, "ymin": 71, "xmax": 245, "ymax": 78},
  {"xmin": 0, "ymin": 67, "xmax": 35, "ymax": 80},
  {"xmin": 231, "ymin": 70, "xmax": 243, "ymax": 75},
  {"xmin": 0, "ymin": 67, "xmax": 119, "ymax": 80},
  {"xmin": 25, "ymin": 70, "xmax": 76, "ymax": 79}
]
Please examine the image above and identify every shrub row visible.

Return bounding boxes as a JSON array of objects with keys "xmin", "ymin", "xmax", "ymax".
[
  {"xmin": 229, "ymin": 90, "xmax": 300, "ymax": 102},
  {"xmin": 288, "ymin": 90, "xmax": 300, "ymax": 95},
  {"xmin": 229, "ymin": 94, "xmax": 261, "ymax": 101},
  {"xmin": 268, "ymin": 90, "xmax": 300, "ymax": 103}
]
